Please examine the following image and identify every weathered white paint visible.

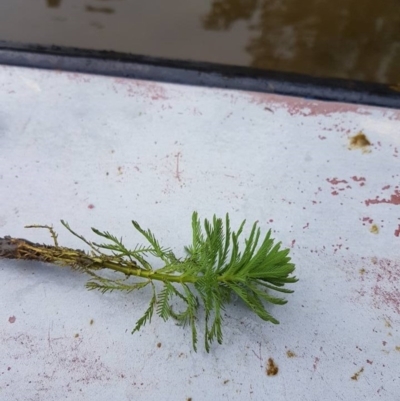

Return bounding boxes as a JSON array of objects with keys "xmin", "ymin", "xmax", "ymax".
[{"xmin": 0, "ymin": 65, "xmax": 399, "ymax": 401}]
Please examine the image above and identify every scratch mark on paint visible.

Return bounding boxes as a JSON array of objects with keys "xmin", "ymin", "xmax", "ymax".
[{"xmin": 175, "ymin": 152, "xmax": 182, "ymax": 182}]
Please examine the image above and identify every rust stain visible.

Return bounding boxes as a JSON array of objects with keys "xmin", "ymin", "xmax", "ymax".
[
  {"xmin": 349, "ymin": 132, "xmax": 371, "ymax": 152},
  {"xmin": 394, "ymin": 225, "xmax": 400, "ymax": 237},
  {"xmin": 365, "ymin": 190, "xmax": 400, "ymax": 206},
  {"xmin": 286, "ymin": 350, "xmax": 297, "ymax": 358},
  {"xmin": 8, "ymin": 316, "xmax": 16, "ymax": 323},
  {"xmin": 266, "ymin": 358, "xmax": 278, "ymax": 376},
  {"xmin": 351, "ymin": 367, "xmax": 364, "ymax": 381}
]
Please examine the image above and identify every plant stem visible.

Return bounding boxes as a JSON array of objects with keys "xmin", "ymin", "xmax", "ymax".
[{"xmin": 0, "ymin": 236, "xmax": 199, "ymax": 283}]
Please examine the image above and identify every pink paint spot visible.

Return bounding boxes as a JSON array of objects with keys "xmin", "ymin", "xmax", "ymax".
[
  {"xmin": 395, "ymin": 225, "xmax": 400, "ymax": 237},
  {"xmin": 331, "ymin": 190, "xmax": 339, "ymax": 196},
  {"xmin": 303, "ymin": 223, "xmax": 309, "ymax": 229},
  {"xmin": 269, "ymin": 219, "xmax": 274, "ymax": 223},
  {"xmin": 327, "ymin": 178, "xmax": 348, "ymax": 185},
  {"xmin": 8, "ymin": 316, "xmax": 16, "ymax": 323},
  {"xmin": 351, "ymin": 176, "xmax": 366, "ymax": 183},
  {"xmin": 291, "ymin": 240, "xmax": 296, "ymax": 248},
  {"xmin": 382, "ymin": 185, "xmax": 390, "ymax": 190},
  {"xmin": 362, "ymin": 217, "xmax": 373, "ymax": 224},
  {"xmin": 365, "ymin": 190, "xmax": 400, "ymax": 206},
  {"xmin": 88, "ymin": 204, "xmax": 95, "ymax": 209}
]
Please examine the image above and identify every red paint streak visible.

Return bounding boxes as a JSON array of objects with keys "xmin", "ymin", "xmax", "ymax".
[
  {"xmin": 382, "ymin": 185, "xmax": 390, "ymax": 190},
  {"xmin": 113, "ymin": 78, "xmax": 168, "ymax": 101},
  {"xmin": 88, "ymin": 204, "xmax": 95, "ymax": 209},
  {"xmin": 351, "ymin": 176, "xmax": 366, "ymax": 182},
  {"xmin": 247, "ymin": 92, "xmax": 392, "ymax": 118},
  {"xmin": 8, "ymin": 316, "xmax": 16, "ymax": 323},
  {"xmin": 395, "ymin": 225, "xmax": 400, "ymax": 237},
  {"xmin": 365, "ymin": 190, "xmax": 400, "ymax": 206},
  {"xmin": 303, "ymin": 223, "xmax": 309, "ymax": 229},
  {"xmin": 318, "ymin": 135, "xmax": 326, "ymax": 140},
  {"xmin": 362, "ymin": 217, "xmax": 373, "ymax": 224},
  {"xmin": 327, "ymin": 178, "xmax": 348, "ymax": 185},
  {"xmin": 331, "ymin": 190, "xmax": 339, "ymax": 196},
  {"xmin": 291, "ymin": 240, "xmax": 296, "ymax": 248}
]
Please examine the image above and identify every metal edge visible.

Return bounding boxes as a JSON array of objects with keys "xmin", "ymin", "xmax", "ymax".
[{"xmin": 0, "ymin": 40, "xmax": 399, "ymax": 109}]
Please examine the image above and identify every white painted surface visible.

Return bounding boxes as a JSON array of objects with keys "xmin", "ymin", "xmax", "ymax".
[{"xmin": 0, "ymin": 65, "xmax": 399, "ymax": 401}]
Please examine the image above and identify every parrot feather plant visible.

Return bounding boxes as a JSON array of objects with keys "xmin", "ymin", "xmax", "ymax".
[{"xmin": 0, "ymin": 212, "xmax": 297, "ymax": 352}]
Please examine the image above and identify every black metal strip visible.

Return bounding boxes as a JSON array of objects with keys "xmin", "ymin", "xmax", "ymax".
[{"xmin": 0, "ymin": 41, "xmax": 399, "ymax": 109}]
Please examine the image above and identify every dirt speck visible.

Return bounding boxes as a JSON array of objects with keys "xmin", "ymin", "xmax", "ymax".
[
  {"xmin": 8, "ymin": 316, "xmax": 16, "ymax": 323},
  {"xmin": 266, "ymin": 358, "xmax": 279, "ymax": 376},
  {"xmin": 349, "ymin": 132, "xmax": 371, "ymax": 152},
  {"xmin": 395, "ymin": 346, "xmax": 400, "ymax": 351},
  {"xmin": 74, "ymin": 333, "xmax": 79, "ymax": 338},
  {"xmin": 157, "ymin": 342, "xmax": 162, "ymax": 348},
  {"xmin": 351, "ymin": 367, "xmax": 364, "ymax": 381},
  {"xmin": 286, "ymin": 350, "xmax": 297, "ymax": 358},
  {"xmin": 366, "ymin": 359, "xmax": 373, "ymax": 364},
  {"xmin": 223, "ymin": 379, "xmax": 230, "ymax": 384},
  {"xmin": 370, "ymin": 224, "xmax": 379, "ymax": 234},
  {"xmin": 90, "ymin": 319, "xmax": 94, "ymax": 325}
]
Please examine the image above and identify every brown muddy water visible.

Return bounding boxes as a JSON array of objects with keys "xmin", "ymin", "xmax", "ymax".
[{"xmin": 0, "ymin": 0, "xmax": 399, "ymax": 84}]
